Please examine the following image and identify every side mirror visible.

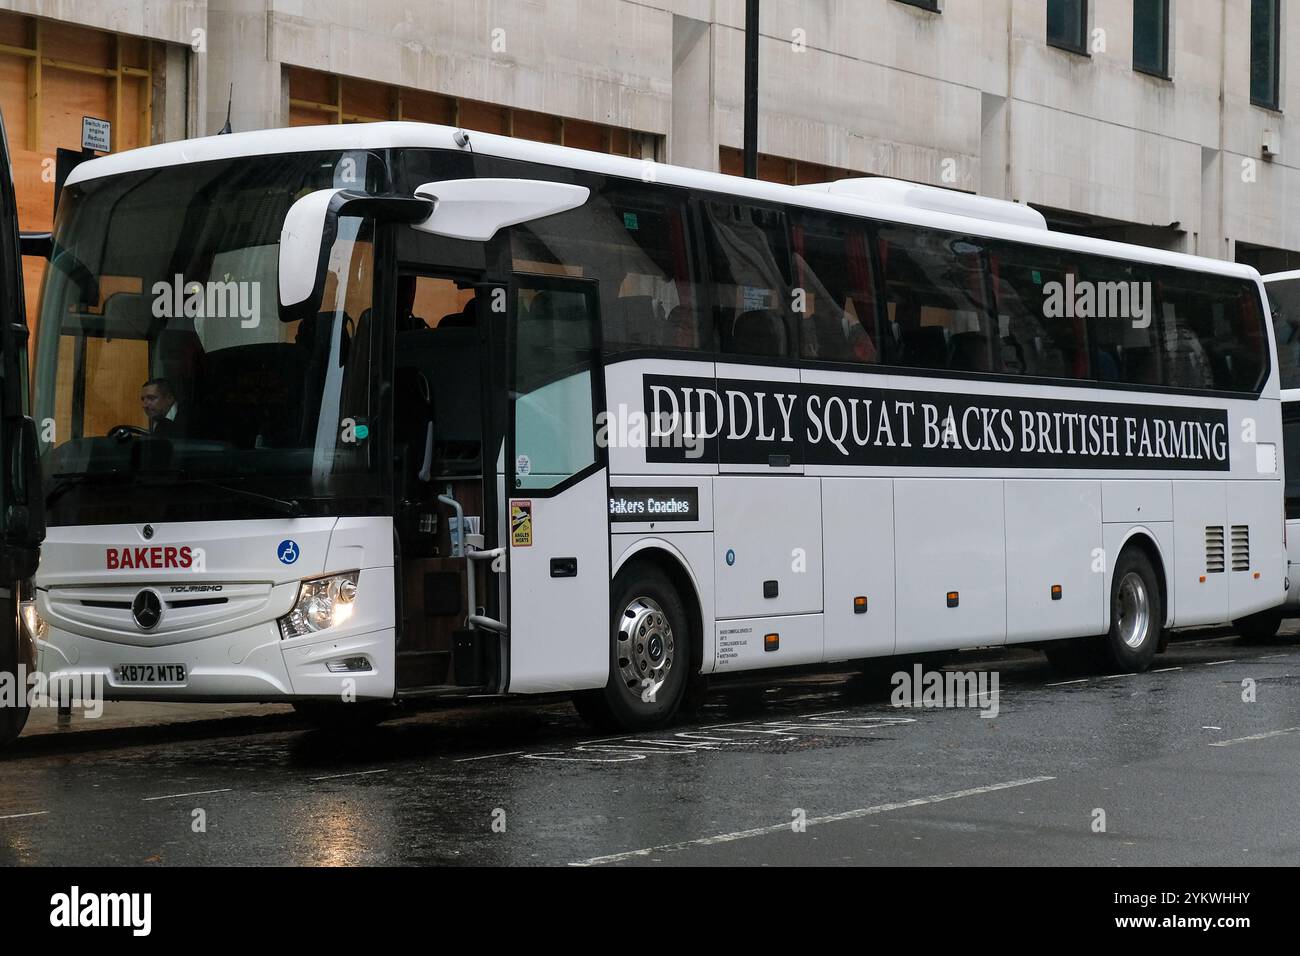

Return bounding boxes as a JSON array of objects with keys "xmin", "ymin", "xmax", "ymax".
[
  {"xmin": 19, "ymin": 232, "xmax": 52, "ymax": 259},
  {"xmin": 2, "ymin": 416, "xmax": 44, "ymax": 559},
  {"xmin": 278, "ymin": 189, "xmax": 432, "ymax": 321},
  {"xmin": 410, "ymin": 179, "xmax": 589, "ymax": 242}
]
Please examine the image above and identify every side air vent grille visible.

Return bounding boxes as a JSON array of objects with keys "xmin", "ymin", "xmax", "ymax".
[
  {"xmin": 1231, "ymin": 525, "xmax": 1250, "ymax": 572},
  {"xmin": 1205, "ymin": 526, "xmax": 1225, "ymax": 574}
]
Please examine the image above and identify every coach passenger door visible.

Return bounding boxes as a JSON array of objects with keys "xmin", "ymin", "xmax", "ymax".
[{"xmin": 505, "ymin": 274, "xmax": 610, "ymax": 693}]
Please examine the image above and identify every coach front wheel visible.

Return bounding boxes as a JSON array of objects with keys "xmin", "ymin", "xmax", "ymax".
[
  {"xmin": 573, "ymin": 563, "xmax": 692, "ymax": 732},
  {"xmin": 0, "ymin": 599, "xmax": 30, "ymax": 748}
]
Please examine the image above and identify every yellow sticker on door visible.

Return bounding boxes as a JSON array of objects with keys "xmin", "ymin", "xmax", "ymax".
[{"xmin": 511, "ymin": 501, "xmax": 533, "ymax": 547}]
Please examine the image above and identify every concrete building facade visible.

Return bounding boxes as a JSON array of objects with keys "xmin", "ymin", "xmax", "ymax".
[{"xmin": 1, "ymin": 0, "xmax": 1298, "ymax": 274}]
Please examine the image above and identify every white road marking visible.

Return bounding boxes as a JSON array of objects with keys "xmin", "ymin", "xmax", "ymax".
[
  {"xmin": 1151, "ymin": 666, "xmax": 1182, "ymax": 673},
  {"xmin": 0, "ymin": 811, "xmax": 48, "ymax": 821},
  {"xmin": 454, "ymin": 751, "xmax": 525, "ymax": 763},
  {"xmin": 1257, "ymin": 654, "xmax": 1290, "ymax": 660},
  {"xmin": 571, "ymin": 775, "xmax": 1056, "ymax": 866},
  {"xmin": 1202, "ymin": 726, "xmax": 1222, "ymax": 730},
  {"xmin": 1203, "ymin": 660, "xmax": 1236, "ymax": 666},
  {"xmin": 1208, "ymin": 726, "xmax": 1300, "ymax": 748},
  {"xmin": 310, "ymin": 769, "xmax": 389, "ymax": 781},
  {"xmin": 142, "ymin": 788, "xmax": 232, "ymax": 802},
  {"xmin": 1046, "ymin": 679, "xmax": 1087, "ymax": 686}
]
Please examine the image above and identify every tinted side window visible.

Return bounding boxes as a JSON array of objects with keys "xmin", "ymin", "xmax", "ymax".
[
  {"xmin": 986, "ymin": 241, "xmax": 1089, "ymax": 379},
  {"xmin": 1085, "ymin": 258, "xmax": 1163, "ymax": 387},
  {"xmin": 510, "ymin": 181, "xmax": 707, "ymax": 354},
  {"xmin": 790, "ymin": 210, "xmax": 880, "ymax": 364},
  {"xmin": 702, "ymin": 202, "xmax": 794, "ymax": 358},
  {"xmin": 1157, "ymin": 269, "xmax": 1266, "ymax": 391},
  {"xmin": 878, "ymin": 224, "xmax": 994, "ymax": 373},
  {"xmin": 1267, "ymin": 277, "xmax": 1300, "ymax": 390},
  {"xmin": 1285, "ymin": 405, "xmax": 1300, "ymax": 518}
]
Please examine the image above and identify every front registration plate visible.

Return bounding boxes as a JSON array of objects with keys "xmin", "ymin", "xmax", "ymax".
[{"xmin": 114, "ymin": 664, "xmax": 187, "ymax": 685}]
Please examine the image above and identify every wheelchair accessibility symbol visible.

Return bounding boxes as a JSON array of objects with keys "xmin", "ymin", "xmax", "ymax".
[{"xmin": 277, "ymin": 539, "xmax": 300, "ymax": 565}]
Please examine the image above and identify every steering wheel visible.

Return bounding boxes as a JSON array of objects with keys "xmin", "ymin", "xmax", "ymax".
[{"xmin": 106, "ymin": 424, "xmax": 150, "ymax": 441}]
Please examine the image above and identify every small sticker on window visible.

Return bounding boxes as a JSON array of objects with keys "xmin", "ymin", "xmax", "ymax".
[
  {"xmin": 623, "ymin": 212, "xmax": 640, "ymax": 231},
  {"xmin": 516, "ymin": 454, "xmax": 531, "ymax": 476},
  {"xmin": 741, "ymin": 286, "xmax": 770, "ymax": 312},
  {"xmin": 1031, "ymin": 270, "xmax": 1043, "ymax": 285}
]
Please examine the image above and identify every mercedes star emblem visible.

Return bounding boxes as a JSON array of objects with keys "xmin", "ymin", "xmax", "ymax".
[{"xmin": 131, "ymin": 589, "xmax": 163, "ymax": 631}]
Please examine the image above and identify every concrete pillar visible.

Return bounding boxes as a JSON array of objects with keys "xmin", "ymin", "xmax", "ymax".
[
  {"xmin": 206, "ymin": 0, "xmax": 282, "ymax": 135},
  {"xmin": 670, "ymin": 15, "xmax": 718, "ymax": 171}
]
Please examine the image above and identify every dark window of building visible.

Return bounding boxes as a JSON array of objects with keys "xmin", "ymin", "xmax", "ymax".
[
  {"xmin": 1047, "ymin": 0, "xmax": 1088, "ymax": 54},
  {"xmin": 877, "ymin": 224, "xmax": 995, "ymax": 373},
  {"xmin": 701, "ymin": 202, "xmax": 795, "ymax": 358},
  {"xmin": 789, "ymin": 210, "xmax": 881, "ymax": 364},
  {"xmin": 1251, "ymin": 0, "xmax": 1281, "ymax": 109},
  {"xmin": 894, "ymin": 0, "xmax": 941, "ymax": 12},
  {"xmin": 1133, "ymin": 0, "xmax": 1170, "ymax": 78}
]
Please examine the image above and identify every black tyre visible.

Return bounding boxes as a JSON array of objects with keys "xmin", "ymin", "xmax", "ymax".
[
  {"xmin": 1234, "ymin": 606, "xmax": 1285, "ymax": 643},
  {"xmin": 1099, "ymin": 547, "xmax": 1163, "ymax": 672},
  {"xmin": 573, "ymin": 563, "xmax": 692, "ymax": 732},
  {"xmin": 1044, "ymin": 548, "xmax": 1163, "ymax": 675},
  {"xmin": 0, "ymin": 598, "xmax": 31, "ymax": 749},
  {"xmin": 292, "ymin": 699, "xmax": 393, "ymax": 732}
]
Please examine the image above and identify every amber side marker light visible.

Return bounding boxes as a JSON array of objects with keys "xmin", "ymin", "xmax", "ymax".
[
  {"xmin": 946, "ymin": 592, "xmax": 959, "ymax": 608},
  {"xmin": 764, "ymin": 633, "xmax": 780, "ymax": 652},
  {"xmin": 853, "ymin": 596, "xmax": 868, "ymax": 614},
  {"xmin": 1050, "ymin": 584, "xmax": 1062, "ymax": 601}
]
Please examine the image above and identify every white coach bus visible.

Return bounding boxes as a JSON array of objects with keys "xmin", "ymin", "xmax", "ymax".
[
  {"xmin": 1261, "ymin": 270, "xmax": 1300, "ymax": 637},
  {"xmin": 20, "ymin": 122, "xmax": 1284, "ymax": 736}
]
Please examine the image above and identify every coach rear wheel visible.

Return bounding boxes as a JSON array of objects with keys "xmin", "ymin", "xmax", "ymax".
[
  {"xmin": 573, "ymin": 564, "xmax": 692, "ymax": 732},
  {"xmin": 1101, "ymin": 548, "xmax": 1162, "ymax": 672}
]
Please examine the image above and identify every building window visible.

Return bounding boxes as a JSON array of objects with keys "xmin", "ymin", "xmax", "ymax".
[
  {"xmin": 1133, "ymin": 0, "xmax": 1170, "ymax": 78},
  {"xmin": 1251, "ymin": 0, "xmax": 1281, "ymax": 109},
  {"xmin": 894, "ymin": 0, "xmax": 941, "ymax": 12},
  {"xmin": 285, "ymin": 65, "xmax": 661, "ymax": 158},
  {"xmin": 1047, "ymin": 0, "xmax": 1088, "ymax": 54}
]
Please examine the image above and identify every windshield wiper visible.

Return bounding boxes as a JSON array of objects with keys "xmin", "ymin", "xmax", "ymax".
[
  {"xmin": 45, "ymin": 471, "xmax": 127, "ymax": 508},
  {"xmin": 44, "ymin": 470, "xmax": 303, "ymax": 517},
  {"xmin": 163, "ymin": 476, "xmax": 304, "ymax": 518}
]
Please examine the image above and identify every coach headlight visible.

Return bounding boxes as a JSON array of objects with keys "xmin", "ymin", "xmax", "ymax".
[
  {"xmin": 278, "ymin": 571, "xmax": 359, "ymax": 639},
  {"xmin": 19, "ymin": 600, "xmax": 46, "ymax": 642}
]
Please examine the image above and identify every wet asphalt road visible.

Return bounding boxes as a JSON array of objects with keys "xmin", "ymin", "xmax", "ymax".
[{"xmin": 2, "ymin": 628, "xmax": 1299, "ymax": 866}]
